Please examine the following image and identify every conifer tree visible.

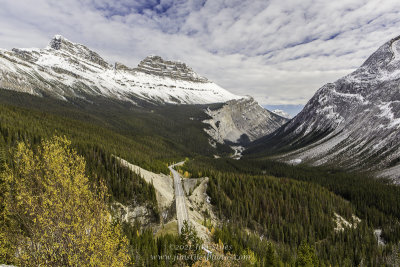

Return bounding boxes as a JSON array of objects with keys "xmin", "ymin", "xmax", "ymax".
[
  {"xmin": 178, "ymin": 220, "xmax": 203, "ymax": 266},
  {"xmin": 296, "ymin": 241, "xmax": 319, "ymax": 267}
]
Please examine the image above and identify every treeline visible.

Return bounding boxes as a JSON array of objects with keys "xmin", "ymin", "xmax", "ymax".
[
  {"xmin": 0, "ymin": 89, "xmax": 232, "ymax": 162},
  {"xmin": 207, "ymin": 172, "xmax": 389, "ymax": 265},
  {"xmin": 122, "ymin": 221, "xmax": 180, "ymax": 266},
  {"xmin": 122, "ymin": 221, "xmax": 212, "ymax": 266},
  {"xmin": 0, "ymin": 103, "xmax": 171, "ymax": 173},
  {"xmin": 179, "ymin": 157, "xmax": 399, "ymax": 265},
  {"xmin": 213, "ymin": 224, "xmax": 284, "ymax": 265},
  {"xmin": 0, "ymin": 90, "xmax": 239, "ymax": 266},
  {"xmin": 213, "ymin": 222, "xmax": 386, "ymax": 266},
  {"xmin": 82, "ymin": 146, "xmax": 157, "ymax": 207},
  {"xmin": 0, "ymin": 104, "xmax": 162, "ymax": 217},
  {"xmin": 0, "ymin": 90, "xmax": 234, "ymax": 219},
  {"xmin": 181, "ymin": 157, "xmax": 400, "ymax": 241},
  {"xmin": 207, "ymin": 171, "xmax": 354, "ymax": 245}
]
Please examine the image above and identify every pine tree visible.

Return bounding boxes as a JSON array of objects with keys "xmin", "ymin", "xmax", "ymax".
[
  {"xmin": 296, "ymin": 241, "xmax": 319, "ymax": 267},
  {"xmin": 265, "ymin": 242, "xmax": 277, "ymax": 266},
  {"xmin": 178, "ymin": 221, "xmax": 203, "ymax": 266}
]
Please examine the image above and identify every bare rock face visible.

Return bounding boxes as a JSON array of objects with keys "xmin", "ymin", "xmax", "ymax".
[
  {"xmin": 204, "ymin": 97, "xmax": 288, "ymax": 144},
  {"xmin": 114, "ymin": 62, "xmax": 131, "ymax": 71},
  {"xmin": 135, "ymin": 55, "xmax": 208, "ymax": 83},
  {"xmin": 112, "ymin": 202, "xmax": 153, "ymax": 226},
  {"xmin": 48, "ymin": 35, "xmax": 111, "ymax": 68},
  {"xmin": 248, "ymin": 36, "xmax": 400, "ymax": 180}
]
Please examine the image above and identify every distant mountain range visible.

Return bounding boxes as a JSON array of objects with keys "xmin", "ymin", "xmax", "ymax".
[
  {"xmin": 272, "ymin": 109, "xmax": 291, "ymax": 119},
  {"xmin": 2, "ymin": 35, "xmax": 400, "ymax": 179}
]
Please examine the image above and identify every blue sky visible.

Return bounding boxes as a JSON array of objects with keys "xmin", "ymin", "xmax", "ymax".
[{"xmin": 1, "ymin": 0, "xmax": 400, "ymax": 114}]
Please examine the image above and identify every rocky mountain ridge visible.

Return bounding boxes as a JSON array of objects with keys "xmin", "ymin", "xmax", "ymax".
[
  {"xmin": 136, "ymin": 55, "xmax": 208, "ymax": 83},
  {"xmin": 247, "ymin": 36, "xmax": 400, "ymax": 180}
]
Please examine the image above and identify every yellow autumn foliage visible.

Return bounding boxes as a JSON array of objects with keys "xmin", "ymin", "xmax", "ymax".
[{"xmin": 0, "ymin": 136, "xmax": 130, "ymax": 266}]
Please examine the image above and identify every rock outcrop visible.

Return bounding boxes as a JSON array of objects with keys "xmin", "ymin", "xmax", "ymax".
[
  {"xmin": 136, "ymin": 55, "xmax": 208, "ymax": 83},
  {"xmin": 48, "ymin": 35, "xmax": 110, "ymax": 68},
  {"xmin": 204, "ymin": 97, "xmax": 288, "ymax": 144}
]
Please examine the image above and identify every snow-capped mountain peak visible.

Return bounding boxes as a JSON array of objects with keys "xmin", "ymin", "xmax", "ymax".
[
  {"xmin": 0, "ymin": 35, "xmax": 241, "ymax": 104},
  {"xmin": 46, "ymin": 35, "xmax": 110, "ymax": 68},
  {"xmin": 272, "ymin": 109, "xmax": 291, "ymax": 119},
  {"xmin": 48, "ymin": 34, "xmax": 69, "ymax": 50}
]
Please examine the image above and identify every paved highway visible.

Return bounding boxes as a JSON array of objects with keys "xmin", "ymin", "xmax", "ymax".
[{"xmin": 169, "ymin": 162, "xmax": 189, "ymax": 234}]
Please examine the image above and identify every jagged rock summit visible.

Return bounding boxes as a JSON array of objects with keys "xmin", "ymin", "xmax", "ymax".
[
  {"xmin": 136, "ymin": 55, "xmax": 208, "ymax": 83},
  {"xmin": 47, "ymin": 35, "xmax": 110, "ymax": 68},
  {"xmin": 0, "ymin": 35, "xmax": 240, "ymax": 104}
]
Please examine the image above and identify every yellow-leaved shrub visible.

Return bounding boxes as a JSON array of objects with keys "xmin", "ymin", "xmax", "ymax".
[{"xmin": 1, "ymin": 136, "xmax": 130, "ymax": 266}]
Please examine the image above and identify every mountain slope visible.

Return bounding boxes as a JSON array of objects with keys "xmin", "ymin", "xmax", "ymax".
[
  {"xmin": 246, "ymin": 36, "xmax": 400, "ymax": 179},
  {"xmin": 0, "ymin": 35, "xmax": 241, "ymax": 105}
]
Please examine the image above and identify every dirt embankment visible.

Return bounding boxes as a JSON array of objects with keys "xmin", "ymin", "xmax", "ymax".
[
  {"xmin": 117, "ymin": 157, "xmax": 174, "ymax": 210},
  {"xmin": 185, "ymin": 177, "xmax": 219, "ymax": 244}
]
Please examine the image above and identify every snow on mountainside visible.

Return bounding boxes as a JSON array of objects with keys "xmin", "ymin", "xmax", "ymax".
[
  {"xmin": 248, "ymin": 36, "xmax": 400, "ymax": 180},
  {"xmin": 0, "ymin": 35, "xmax": 241, "ymax": 104},
  {"xmin": 272, "ymin": 109, "xmax": 291, "ymax": 119}
]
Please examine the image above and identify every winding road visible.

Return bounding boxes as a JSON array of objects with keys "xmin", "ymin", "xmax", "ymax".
[{"xmin": 169, "ymin": 162, "xmax": 189, "ymax": 234}]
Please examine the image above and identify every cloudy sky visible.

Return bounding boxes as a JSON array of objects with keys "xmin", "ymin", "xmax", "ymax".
[{"xmin": 1, "ymin": 0, "xmax": 400, "ymax": 113}]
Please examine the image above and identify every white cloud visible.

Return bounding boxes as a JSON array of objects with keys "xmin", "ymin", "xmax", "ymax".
[{"xmin": 1, "ymin": 0, "xmax": 400, "ymax": 105}]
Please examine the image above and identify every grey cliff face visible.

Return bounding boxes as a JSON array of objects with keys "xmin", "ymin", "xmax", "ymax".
[
  {"xmin": 260, "ymin": 36, "xmax": 400, "ymax": 180},
  {"xmin": 204, "ymin": 97, "xmax": 288, "ymax": 144},
  {"xmin": 135, "ymin": 55, "xmax": 208, "ymax": 83}
]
